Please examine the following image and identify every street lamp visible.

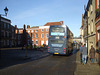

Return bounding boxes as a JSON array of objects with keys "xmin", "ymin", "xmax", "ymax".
[
  {"xmin": 4, "ymin": 7, "xmax": 8, "ymax": 17},
  {"xmin": 0, "ymin": 7, "xmax": 8, "ymax": 17},
  {"xmin": 0, "ymin": 7, "xmax": 8, "ymax": 58}
]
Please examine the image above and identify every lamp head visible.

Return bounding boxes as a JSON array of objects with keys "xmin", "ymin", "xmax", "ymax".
[{"xmin": 4, "ymin": 7, "xmax": 8, "ymax": 16}]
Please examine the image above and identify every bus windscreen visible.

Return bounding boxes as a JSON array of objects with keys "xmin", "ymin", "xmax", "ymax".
[
  {"xmin": 51, "ymin": 40, "xmax": 64, "ymax": 44},
  {"xmin": 51, "ymin": 27, "xmax": 65, "ymax": 32},
  {"xmin": 51, "ymin": 27, "xmax": 65, "ymax": 36}
]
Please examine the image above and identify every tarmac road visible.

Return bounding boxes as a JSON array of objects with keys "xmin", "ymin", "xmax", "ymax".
[{"xmin": 0, "ymin": 49, "xmax": 77, "ymax": 75}]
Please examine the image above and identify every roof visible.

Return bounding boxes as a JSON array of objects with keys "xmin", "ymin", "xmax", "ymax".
[
  {"xmin": 0, "ymin": 16, "xmax": 11, "ymax": 22},
  {"xmin": 31, "ymin": 26, "xmax": 39, "ymax": 28},
  {"xmin": 44, "ymin": 21, "xmax": 63, "ymax": 26}
]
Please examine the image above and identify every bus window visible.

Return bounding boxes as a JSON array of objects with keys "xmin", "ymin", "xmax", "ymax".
[
  {"xmin": 51, "ymin": 27, "xmax": 65, "ymax": 36},
  {"xmin": 51, "ymin": 27, "xmax": 65, "ymax": 33},
  {"xmin": 51, "ymin": 40, "xmax": 64, "ymax": 44}
]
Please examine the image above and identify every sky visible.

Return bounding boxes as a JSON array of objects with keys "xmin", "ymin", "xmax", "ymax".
[{"xmin": 0, "ymin": 0, "xmax": 88, "ymax": 37}]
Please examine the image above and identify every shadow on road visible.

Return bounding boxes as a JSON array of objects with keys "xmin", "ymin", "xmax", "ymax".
[
  {"xmin": 0, "ymin": 48, "xmax": 78, "ymax": 75},
  {"xmin": 0, "ymin": 49, "xmax": 50, "ymax": 69}
]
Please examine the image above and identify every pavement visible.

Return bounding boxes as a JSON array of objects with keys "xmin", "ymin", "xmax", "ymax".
[{"xmin": 74, "ymin": 51, "xmax": 100, "ymax": 75}]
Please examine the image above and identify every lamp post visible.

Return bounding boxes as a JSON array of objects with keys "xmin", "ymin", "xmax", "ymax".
[
  {"xmin": 4, "ymin": 7, "xmax": 8, "ymax": 17},
  {"xmin": 0, "ymin": 7, "xmax": 8, "ymax": 17},
  {"xmin": 0, "ymin": 7, "xmax": 8, "ymax": 58},
  {"xmin": 0, "ymin": 7, "xmax": 8, "ymax": 46}
]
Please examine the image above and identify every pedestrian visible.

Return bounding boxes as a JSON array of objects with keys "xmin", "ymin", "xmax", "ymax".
[
  {"xmin": 80, "ymin": 44, "xmax": 83, "ymax": 63},
  {"xmin": 89, "ymin": 45, "xmax": 95, "ymax": 63},
  {"xmin": 82, "ymin": 44, "xmax": 87, "ymax": 65}
]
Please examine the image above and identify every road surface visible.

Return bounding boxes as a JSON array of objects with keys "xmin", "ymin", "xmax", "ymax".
[{"xmin": 0, "ymin": 49, "xmax": 77, "ymax": 75}]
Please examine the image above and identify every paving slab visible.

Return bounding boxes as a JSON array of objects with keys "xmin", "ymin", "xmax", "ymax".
[{"xmin": 74, "ymin": 51, "xmax": 100, "ymax": 75}]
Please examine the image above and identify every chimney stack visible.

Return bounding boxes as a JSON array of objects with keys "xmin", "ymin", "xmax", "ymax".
[
  {"xmin": 27, "ymin": 25, "xmax": 30, "ymax": 28},
  {"xmin": 23, "ymin": 24, "xmax": 26, "ymax": 29},
  {"xmin": 60, "ymin": 21, "xmax": 63, "ymax": 24},
  {"xmin": 15, "ymin": 25, "xmax": 17, "ymax": 28}
]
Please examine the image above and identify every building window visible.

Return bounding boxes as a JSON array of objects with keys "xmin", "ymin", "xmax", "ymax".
[
  {"xmin": 88, "ymin": 11, "xmax": 90, "ymax": 18},
  {"xmin": 88, "ymin": 24, "xmax": 90, "ymax": 34},
  {"xmin": 7, "ymin": 32, "xmax": 9, "ymax": 37},
  {"xmin": 32, "ymin": 41, "xmax": 34, "ymax": 45},
  {"xmin": 18, "ymin": 35, "xmax": 21, "ymax": 40},
  {"xmin": 28, "ymin": 30, "xmax": 30, "ymax": 33},
  {"xmin": 4, "ymin": 40, "xmax": 6, "ymax": 46},
  {"xmin": 28, "ymin": 40, "xmax": 30, "ymax": 45},
  {"xmin": 41, "ymin": 34, "xmax": 44, "ymax": 38},
  {"xmin": 31, "ymin": 30, "xmax": 34, "ymax": 33},
  {"xmin": 98, "ymin": 33, "xmax": 100, "ymax": 40},
  {"xmin": 97, "ymin": 0, "xmax": 99, "ymax": 8},
  {"xmin": 8, "ymin": 24, "xmax": 10, "ymax": 28},
  {"xmin": 27, "ymin": 34, "xmax": 30, "ymax": 38},
  {"xmin": 7, "ymin": 40, "xmax": 9, "ymax": 45},
  {"xmin": 4, "ymin": 23, "xmax": 6, "ymax": 28},
  {"xmin": 31, "ymin": 33, "xmax": 33, "ymax": 38},
  {"xmin": 41, "ymin": 41, "xmax": 44, "ymax": 45},
  {"xmin": 35, "ymin": 34, "xmax": 38, "ymax": 38},
  {"xmin": 18, "ymin": 41, "xmax": 20, "ymax": 45},
  {"xmin": 18, "ymin": 31, "xmax": 20, "ymax": 34},
  {"xmin": 46, "ymin": 34, "xmax": 48, "ymax": 38},
  {"xmin": 46, "ymin": 41, "xmax": 48, "ymax": 45},
  {"xmin": 46, "ymin": 29, "xmax": 48, "ymax": 31},
  {"xmin": 91, "ymin": 20, "xmax": 93, "ymax": 33},
  {"xmin": 98, "ymin": 32, "xmax": 100, "ymax": 48},
  {"xmin": 5, "ymin": 31, "xmax": 7, "ymax": 37},
  {"xmin": 35, "ymin": 30, "xmax": 38, "ymax": 32},
  {"xmin": 0, "ymin": 40, "xmax": 3, "ymax": 45},
  {"xmin": 41, "ymin": 29, "xmax": 44, "ymax": 32},
  {"xmin": 4, "ymin": 31, "xmax": 5, "ymax": 37},
  {"xmin": 36, "ymin": 40, "xmax": 38, "ymax": 45},
  {"xmin": 12, "ymin": 28, "xmax": 14, "ymax": 32},
  {"xmin": 91, "ymin": 5, "xmax": 93, "ymax": 12}
]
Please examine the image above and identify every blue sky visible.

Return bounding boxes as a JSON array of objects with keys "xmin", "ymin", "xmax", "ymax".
[{"xmin": 0, "ymin": 0, "xmax": 88, "ymax": 37}]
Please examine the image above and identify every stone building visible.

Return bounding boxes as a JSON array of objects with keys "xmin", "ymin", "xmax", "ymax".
[
  {"xmin": 95, "ymin": 0, "xmax": 100, "ymax": 49},
  {"xmin": 0, "ymin": 15, "xmax": 16, "ymax": 48},
  {"xmin": 87, "ymin": 0, "xmax": 96, "ymax": 54},
  {"xmin": 81, "ymin": 0, "xmax": 96, "ymax": 55},
  {"xmin": 83, "ymin": 11, "xmax": 88, "ymax": 47},
  {"xmin": 80, "ymin": 14, "xmax": 85, "ymax": 45}
]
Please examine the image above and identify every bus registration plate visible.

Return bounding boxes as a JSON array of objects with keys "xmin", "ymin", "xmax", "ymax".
[{"xmin": 54, "ymin": 52, "xmax": 59, "ymax": 54}]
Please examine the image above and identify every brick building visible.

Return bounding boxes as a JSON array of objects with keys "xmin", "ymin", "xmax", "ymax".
[
  {"xmin": 26, "ymin": 21, "xmax": 63, "ymax": 46},
  {"xmin": 0, "ymin": 15, "xmax": 16, "ymax": 48},
  {"xmin": 15, "ymin": 24, "xmax": 27, "ymax": 47}
]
